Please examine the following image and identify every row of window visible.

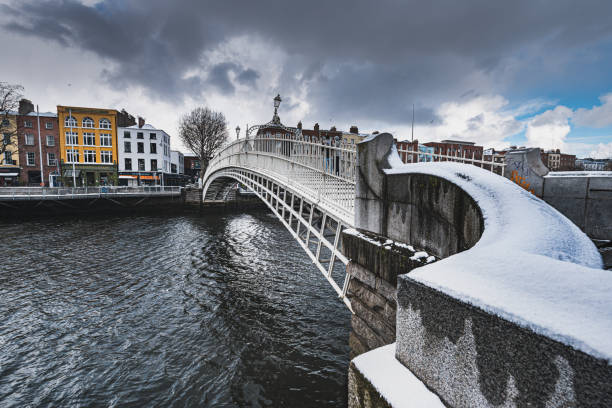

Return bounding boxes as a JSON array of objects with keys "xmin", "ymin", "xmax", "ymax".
[
  {"xmin": 123, "ymin": 131, "xmax": 156, "ymax": 140},
  {"xmin": 21, "ymin": 120, "xmax": 55, "ymax": 129},
  {"xmin": 4, "ymin": 151, "xmax": 57, "ymax": 166},
  {"xmin": 65, "ymin": 150, "xmax": 113, "ymax": 164},
  {"xmin": 65, "ymin": 132, "xmax": 112, "ymax": 147},
  {"xmin": 19, "ymin": 134, "xmax": 56, "ymax": 146},
  {"xmin": 64, "ymin": 116, "xmax": 112, "ymax": 129},
  {"xmin": 124, "ymin": 141, "xmax": 158, "ymax": 154},
  {"xmin": 124, "ymin": 158, "xmax": 161, "ymax": 171}
]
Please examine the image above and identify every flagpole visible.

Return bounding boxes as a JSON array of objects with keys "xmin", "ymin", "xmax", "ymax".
[
  {"xmin": 70, "ymin": 108, "xmax": 76, "ymax": 187},
  {"xmin": 36, "ymin": 105, "xmax": 44, "ymax": 186}
]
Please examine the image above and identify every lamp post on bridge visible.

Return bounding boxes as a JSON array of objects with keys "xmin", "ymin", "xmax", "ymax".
[
  {"xmin": 246, "ymin": 94, "xmax": 294, "ymax": 138},
  {"xmin": 235, "ymin": 125, "xmax": 240, "ymax": 140}
]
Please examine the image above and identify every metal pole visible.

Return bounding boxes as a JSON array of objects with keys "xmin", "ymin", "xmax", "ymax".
[
  {"xmin": 36, "ymin": 105, "xmax": 44, "ymax": 186},
  {"xmin": 69, "ymin": 108, "xmax": 76, "ymax": 188}
]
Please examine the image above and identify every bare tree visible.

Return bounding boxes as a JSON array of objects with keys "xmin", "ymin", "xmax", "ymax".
[
  {"xmin": 0, "ymin": 82, "xmax": 24, "ymax": 165},
  {"xmin": 179, "ymin": 107, "xmax": 228, "ymax": 195}
]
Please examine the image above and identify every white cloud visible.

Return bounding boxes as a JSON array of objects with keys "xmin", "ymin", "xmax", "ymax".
[
  {"xmin": 525, "ymin": 106, "xmax": 573, "ymax": 151},
  {"xmin": 573, "ymin": 93, "xmax": 612, "ymax": 128},
  {"xmin": 393, "ymin": 95, "xmax": 523, "ymax": 149},
  {"xmin": 588, "ymin": 142, "xmax": 612, "ymax": 159}
]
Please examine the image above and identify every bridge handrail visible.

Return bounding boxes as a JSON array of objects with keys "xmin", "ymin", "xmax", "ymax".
[
  {"xmin": 210, "ymin": 134, "xmax": 358, "ymax": 184},
  {"xmin": 0, "ymin": 186, "xmax": 182, "ymax": 199}
]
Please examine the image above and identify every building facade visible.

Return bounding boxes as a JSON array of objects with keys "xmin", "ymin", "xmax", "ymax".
[
  {"xmin": 16, "ymin": 100, "xmax": 61, "ymax": 186},
  {"xmin": 0, "ymin": 113, "xmax": 20, "ymax": 186},
  {"xmin": 117, "ymin": 122, "xmax": 172, "ymax": 186},
  {"xmin": 576, "ymin": 158, "xmax": 609, "ymax": 171},
  {"xmin": 423, "ymin": 140, "xmax": 483, "ymax": 161},
  {"xmin": 183, "ymin": 154, "xmax": 201, "ymax": 182},
  {"xmin": 57, "ymin": 105, "xmax": 119, "ymax": 186},
  {"xmin": 541, "ymin": 149, "xmax": 576, "ymax": 171}
]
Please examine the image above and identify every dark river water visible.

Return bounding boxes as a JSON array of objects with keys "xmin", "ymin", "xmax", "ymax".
[{"xmin": 0, "ymin": 211, "xmax": 351, "ymax": 407}]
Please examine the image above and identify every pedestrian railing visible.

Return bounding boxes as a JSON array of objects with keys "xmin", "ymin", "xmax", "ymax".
[
  {"xmin": 396, "ymin": 146, "xmax": 507, "ymax": 176},
  {"xmin": 0, "ymin": 186, "xmax": 182, "ymax": 200}
]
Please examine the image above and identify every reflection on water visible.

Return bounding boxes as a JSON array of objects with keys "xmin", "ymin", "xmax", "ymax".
[{"xmin": 0, "ymin": 211, "xmax": 351, "ymax": 407}]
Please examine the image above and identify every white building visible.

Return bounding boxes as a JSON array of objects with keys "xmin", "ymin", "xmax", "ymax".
[
  {"xmin": 117, "ymin": 122, "xmax": 172, "ymax": 186},
  {"xmin": 170, "ymin": 150, "xmax": 184, "ymax": 174}
]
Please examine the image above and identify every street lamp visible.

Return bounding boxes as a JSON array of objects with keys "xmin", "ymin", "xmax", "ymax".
[
  {"xmin": 235, "ymin": 125, "xmax": 240, "ymax": 140},
  {"xmin": 272, "ymin": 94, "xmax": 282, "ymax": 124}
]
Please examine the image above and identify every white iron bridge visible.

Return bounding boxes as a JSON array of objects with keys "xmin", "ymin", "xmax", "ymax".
[{"xmin": 203, "ymin": 134, "xmax": 506, "ymax": 310}]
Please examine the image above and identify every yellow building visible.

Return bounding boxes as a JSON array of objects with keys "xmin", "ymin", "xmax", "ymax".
[
  {"xmin": 57, "ymin": 105, "xmax": 118, "ymax": 186},
  {"xmin": 0, "ymin": 113, "xmax": 20, "ymax": 186}
]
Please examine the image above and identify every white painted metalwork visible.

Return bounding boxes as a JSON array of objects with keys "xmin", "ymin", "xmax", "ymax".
[
  {"xmin": 0, "ymin": 186, "xmax": 182, "ymax": 201},
  {"xmin": 396, "ymin": 145, "xmax": 507, "ymax": 176}
]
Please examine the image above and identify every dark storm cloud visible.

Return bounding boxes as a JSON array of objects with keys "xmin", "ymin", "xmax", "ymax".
[{"xmin": 3, "ymin": 0, "xmax": 612, "ymax": 123}]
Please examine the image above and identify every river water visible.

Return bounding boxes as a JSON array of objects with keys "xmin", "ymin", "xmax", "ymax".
[{"xmin": 0, "ymin": 211, "xmax": 351, "ymax": 407}]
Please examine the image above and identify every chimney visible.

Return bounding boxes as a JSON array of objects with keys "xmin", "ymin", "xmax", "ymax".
[
  {"xmin": 350, "ymin": 125, "xmax": 358, "ymax": 134},
  {"xmin": 314, "ymin": 123, "xmax": 319, "ymax": 132},
  {"xmin": 18, "ymin": 99, "xmax": 34, "ymax": 115},
  {"xmin": 297, "ymin": 121, "xmax": 302, "ymax": 130},
  {"xmin": 138, "ymin": 116, "xmax": 145, "ymax": 128}
]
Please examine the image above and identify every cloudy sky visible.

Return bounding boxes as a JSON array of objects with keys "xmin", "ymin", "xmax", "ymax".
[{"xmin": 1, "ymin": 0, "xmax": 612, "ymax": 158}]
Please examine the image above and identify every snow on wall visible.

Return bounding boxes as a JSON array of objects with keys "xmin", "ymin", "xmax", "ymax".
[
  {"xmin": 353, "ymin": 343, "xmax": 445, "ymax": 408},
  {"xmin": 384, "ymin": 161, "xmax": 612, "ymax": 362}
]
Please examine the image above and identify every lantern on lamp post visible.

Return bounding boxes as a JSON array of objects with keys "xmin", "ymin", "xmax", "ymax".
[{"xmin": 235, "ymin": 125, "xmax": 240, "ymax": 140}]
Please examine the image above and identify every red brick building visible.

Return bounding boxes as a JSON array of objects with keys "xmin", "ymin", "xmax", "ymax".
[
  {"xmin": 423, "ymin": 139, "xmax": 483, "ymax": 161},
  {"xmin": 16, "ymin": 100, "xmax": 61, "ymax": 186}
]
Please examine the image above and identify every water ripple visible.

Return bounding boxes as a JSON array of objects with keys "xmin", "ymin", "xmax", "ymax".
[{"xmin": 0, "ymin": 211, "xmax": 350, "ymax": 407}]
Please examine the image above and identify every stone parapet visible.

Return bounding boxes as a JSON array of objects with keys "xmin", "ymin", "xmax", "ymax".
[
  {"xmin": 342, "ymin": 229, "xmax": 435, "ymax": 358},
  {"xmin": 396, "ymin": 276, "xmax": 612, "ymax": 407}
]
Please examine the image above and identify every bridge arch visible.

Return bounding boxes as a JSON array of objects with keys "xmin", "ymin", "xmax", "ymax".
[{"xmin": 203, "ymin": 136, "xmax": 358, "ymax": 308}]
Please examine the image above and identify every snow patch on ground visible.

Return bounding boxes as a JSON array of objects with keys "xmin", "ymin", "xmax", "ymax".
[
  {"xmin": 384, "ymin": 161, "xmax": 611, "ymax": 362},
  {"xmin": 353, "ymin": 343, "xmax": 445, "ymax": 408}
]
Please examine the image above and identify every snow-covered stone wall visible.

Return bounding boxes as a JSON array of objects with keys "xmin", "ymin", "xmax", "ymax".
[{"xmin": 350, "ymin": 133, "xmax": 610, "ymax": 407}]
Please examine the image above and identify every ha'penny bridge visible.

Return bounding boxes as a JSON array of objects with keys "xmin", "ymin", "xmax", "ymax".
[{"xmin": 203, "ymin": 124, "xmax": 612, "ymax": 406}]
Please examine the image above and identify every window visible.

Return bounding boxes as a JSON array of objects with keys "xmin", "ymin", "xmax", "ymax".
[
  {"xmin": 150, "ymin": 143, "xmax": 157, "ymax": 154},
  {"xmin": 124, "ymin": 141, "xmax": 131, "ymax": 153},
  {"xmin": 151, "ymin": 159, "xmax": 158, "ymax": 171},
  {"xmin": 65, "ymin": 116, "xmax": 77, "ymax": 127},
  {"xmin": 24, "ymin": 120, "xmax": 33, "ymax": 128},
  {"xmin": 150, "ymin": 133, "xmax": 156, "ymax": 140},
  {"xmin": 1, "ymin": 119, "xmax": 9, "ymax": 127},
  {"xmin": 25, "ymin": 133, "xmax": 34, "ymax": 145},
  {"xmin": 84, "ymin": 150, "xmax": 96, "ymax": 163},
  {"xmin": 83, "ymin": 132, "xmax": 95, "ymax": 146},
  {"xmin": 137, "ymin": 132, "xmax": 144, "ymax": 139},
  {"xmin": 4, "ymin": 151, "xmax": 13, "ymax": 165},
  {"xmin": 67, "ymin": 149, "xmax": 79, "ymax": 163},
  {"xmin": 46, "ymin": 135, "xmax": 55, "ymax": 146},
  {"xmin": 26, "ymin": 152, "xmax": 35, "ymax": 166},
  {"xmin": 47, "ymin": 152, "xmax": 57, "ymax": 166},
  {"xmin": 123, "ymin": 131, "xmax": 131, "ymax": 138},
  {"xmin": 3, "ymin": 133, "xmax": 10, "ymax": 144},
  {"xmin": 82, "ymin": 117, "xmax": 94, "ymax": 128},
  {"xmin": 65, "ymin": 131, "xmax": 78, "ymax": 145},
  {"xmin": 138, "ymin": 158, "xmax": 145, "ymax": 171},
  {"xmin": 45, "ymin": 122, "xmax": 53, "ymax": 129},
  {"xmin": 171, "ymin": 163, "xmax": 177, "ymax": 173},
  {"xmin": 137, "ymin": 142, "xmax": 144, "ymax": 153},
  {"xmin": 125, "ymin": 158, "xmax": 132, "ymax": 170},
  {"xmin": 99, "ymin": 118, "xmax": 111, "ymax": 129},
  {"xmin": 100, "ymin": 133, "xmax": 111, "ymax": 147},
  {"xmin": 100, "ymin": 150, "xmax": 112, "ymax": 163}
]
